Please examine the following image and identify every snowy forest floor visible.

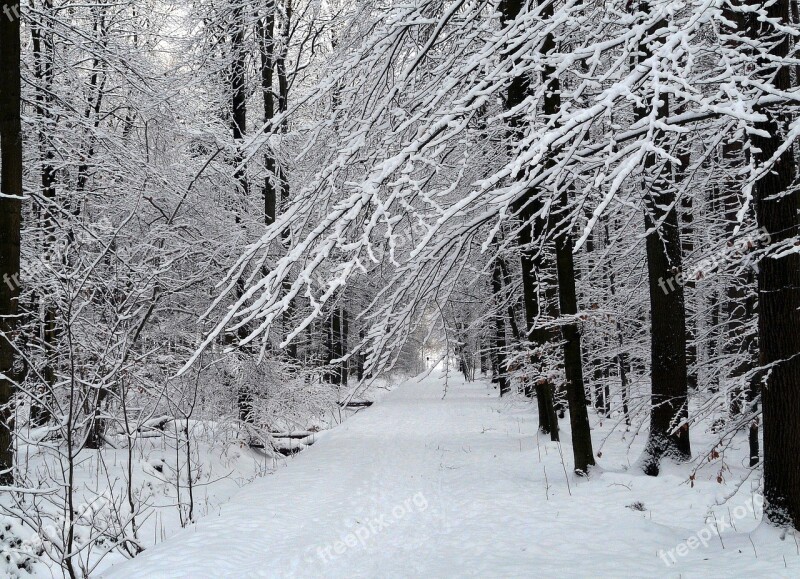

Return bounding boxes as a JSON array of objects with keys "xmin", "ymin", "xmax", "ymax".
[{"xmin": 101, "ymin": 375, "xmax": 798, "ymax": 578}]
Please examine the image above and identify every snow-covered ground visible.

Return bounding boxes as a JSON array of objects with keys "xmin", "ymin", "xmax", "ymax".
[{"xmin": 102, "ymin": 374, "xmax": 799, "ymax": 578}]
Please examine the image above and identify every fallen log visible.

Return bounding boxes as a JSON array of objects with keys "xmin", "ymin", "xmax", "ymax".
[{"xmin": 338, "ymin": 400, "xmax": 373, "ymax": 408}]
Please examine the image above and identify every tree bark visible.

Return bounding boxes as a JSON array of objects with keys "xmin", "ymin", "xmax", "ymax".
[
  {"xmin": 0, "ymin": 0, "xmax": 23, "ymax": 484},
  {"xmin": 745, "ymin": 0, "xmax": 800, "ymax": 528},
  {"xmin": 331, "ymin": 307, "xmax": 342, "ymax": 385},
  {"xmin": 640, "ymin": 147, "xmax": 691, "ymax": 474},
  {"xmin": 230, "ymin": 5, "xmax": 252, "ymax": 424},
  {"xmin": 554, "ymin": 204, "xmax": 595, "ymax": 471},
  {"xmin": 540, "ymin": 0, "xmax": 595, "ymax": 472},
  {"xmin": 357, "ymin": 329, "xmax": 365, "ymax": 381},
  {"xmin": 276, "ymin": 0, "xmax": 298, "ymax": 362},
  {"xmin": 677, "ymin": 144, "xmax": 698, "ymax": 392},
  {"xmin": 231, "ymin": 5, "xmax": 248, "ymax": 196},
  {"xmin": 637, "ymin": 5, "xmax": 690, "ymax": 475},
  {"xmin": 502, "ymin": 0, "xmax": 559, "ymax": 440},
  {"xmin": 492, "ymin": 258, "xmax": 510, "ymax": 396},
  {"xmin": 258, "ymin": 4, "xmax": 277, "ymax": 226},
  {"xmin": 341, "ymin": 306, "xmax": 349, "ymax": 385}
]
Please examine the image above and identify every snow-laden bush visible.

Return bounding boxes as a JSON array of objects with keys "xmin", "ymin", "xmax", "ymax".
[{"xmin": 0, "ymin": 516, "xmax": 40, "ymax": 578}]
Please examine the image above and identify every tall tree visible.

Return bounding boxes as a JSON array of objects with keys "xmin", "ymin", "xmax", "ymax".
[
  {"xmin": 491, "ymin": 256, "xmax": 510, "ymax": 396},
  {"xmin": 745, "ymin": 0, "xmax": 800, "ymax": 528},
  {"xmin": 637, "ymin": 4, "xmax": 691, "ymax": 475},
  {"xmin": 503, "ymin": 0, "xmax": 559, "ymax": 440},
  {"xmin": 258, "ymin": 1, "xmax": 278, "ymax": 226},
  {"xmin": 0, "ymin": 0, "xmax": 23, "ymax": 484},
  {"xmin": 540, "ymin": 0, "xmax": 595, "ymax": 473},
  {"xmin": 230, "ymin": 2, "xmax": 252, "ymax": 423}
]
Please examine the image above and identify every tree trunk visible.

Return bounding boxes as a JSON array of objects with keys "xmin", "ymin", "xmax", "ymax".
[
  {"xmin": 677, "ymin": 144, "xmax": 698, "ymax": 392},
  {"xmin": 84, "ymin": 388, "xmax": 108, "ymax": 450},
  {"xmin": 541, "ymin": 0, "xmax": 595, "ymax": 471},
  {"xmin": 0, "ymin": 0, "xmax": 23, "ymax": 484},
  {"xmin": 230, "ymin": 5, "xmax": 252, "ymax": 423},
  {"xmin": 518, "ymin": 218, "xmax": 559, "ymax": 439},
  {"xmin": 498, "ymin": 258, "xmax": 522, "ymax": 343},
  {"xmin": 500, "ymin": 0, "xmax": 558, "ymax": 439},
  {"xmin": 326, "ymin": 307, "xmax": 342, "ymax": 385},
  {"xmin": 480, "ymin": 338, "xmax": 489, "ymax": 376},
  {"xmin": 637, "ymin": 6, "xmax": 690, "ymax": 475},
  {"xmin": 554, "ymin": 195, "xmax": 595, "ymax": 472},
  {"xmin": 74, "ymin": 6, "xmax": 108, "ymax": 203},
  {"xmin": 745, "ymin": 0, "xmax": 800, "ymax": 528},
  {"xmin": 341, "ymin": 307, "xmax": 349, "ymax": 385},
  {"xmin": 640, "ymin": 146, "xmax": 691, "ymax": 474},
  {"xmin": 231, "ymin": 5, "xmax": 248, "ymax": 194},
  {"xmin": 357, "ymin": 329, "xmax": 365, "ymax": 381},
  {"xmin": 258, "ymin": 6, "xmax": 277, "ymax": 226},
  {"xmin": 276, "ymin": 0, "xmax": 297, "ymax": 362},
  {"xmin": 492, "ymin": 258, "xmax": 510, "ymax": 396}
]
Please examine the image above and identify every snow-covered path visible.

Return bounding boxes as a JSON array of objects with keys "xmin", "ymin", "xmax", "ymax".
[{"xmin": 103, "ymin": 375, "xmax": 794, "ymax": 578}]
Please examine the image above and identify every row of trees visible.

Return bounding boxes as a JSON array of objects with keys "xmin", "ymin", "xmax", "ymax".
[{"xmin": 193, "ymin": 0, "xmax": 800, "ymax": 529}]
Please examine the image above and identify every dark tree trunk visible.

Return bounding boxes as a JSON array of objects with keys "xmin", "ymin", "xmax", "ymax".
[
  {"xmin": 498, "ymin": 258, "xmax": 522, "ymax": 343},
  {"xmin": 231, "ymin": 5, "xmax": 248, "ymax": 193},
  {"xmin": 640, "ymin": 147, "xmax": 691, "ymax": 474},
  {"xmin": 677, "ymin": 144, "xmax": 698, "ymax": 392},
  {"xmin": 341, "ymin": 307, "xmax": 349, "ymax": 385},
  {"xmin": 745, "ymin": 0, "xmax": 800, "ymax": 528},
  {"xmin": 500, "ymin": 0, "xmax": 558, "ymax": 439},
  {"xmin": 541, "ymin": 0, "xmax": 595, "ymax": 471},
  {"xmin": 637, "ymin": 6, "xmax": 690, "ymax": 475},
  {"xmin": 492, "ymin": 258, "xmax": 510, "ymax": 396},
  {"xmin": 0, "ymin": 0, "xmax": 23, "ymax": 484},
  {"xmin": 357, "ymin": 329, "xmax": 365, "ymax": 381},
  {"xmin": 744, "ymin": 269, "xmax": 760, "ymax": 468},
  {"xmin": 257, "ymin": 5, "xmax": 277, "ymax": 225},
  {"xmin": 74, "ymin": 7, "xmax": 108, "ymax": 203},
  {"xmin": 707, "ymin": 289, "xmax": 721, "ymax": 393},
  {"xmin": 230, "ymin": 6, "xmax": 252, "ymax": 423},
  {"xmin": 480, "ymin": 338, "xmax": 489, "ymax": 376},
  {"xmin": 543, "ymin": 263, "xmax": 566, "ymax": 417},
  {"xmin": 84, "ymin": 389, "xmax": 108, "ymax": 450},
  {"xmin": 518, "ymin": 219, "xmax": 559, "ymax": 440},
  {"xmin": 324, "ymin": 314, "xmax": 333, "ymax": 382},
  {"xmin": 554, "ymin": 192, "xmax": 596, "ymax": 472},
  {"xmin": 276, "ymin": 0, "xmax": 290, "ymax": 118},
  {"xmin": 749, "ymin": 413, "xmax": 760, "ymax": 469},
  {"xmin": 326, "ymin": 307, "xmax": 342, "ymax": 385},
  {"xmin": 276, "ymin": 0, "xmax": 297, "ymax": 362}
]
